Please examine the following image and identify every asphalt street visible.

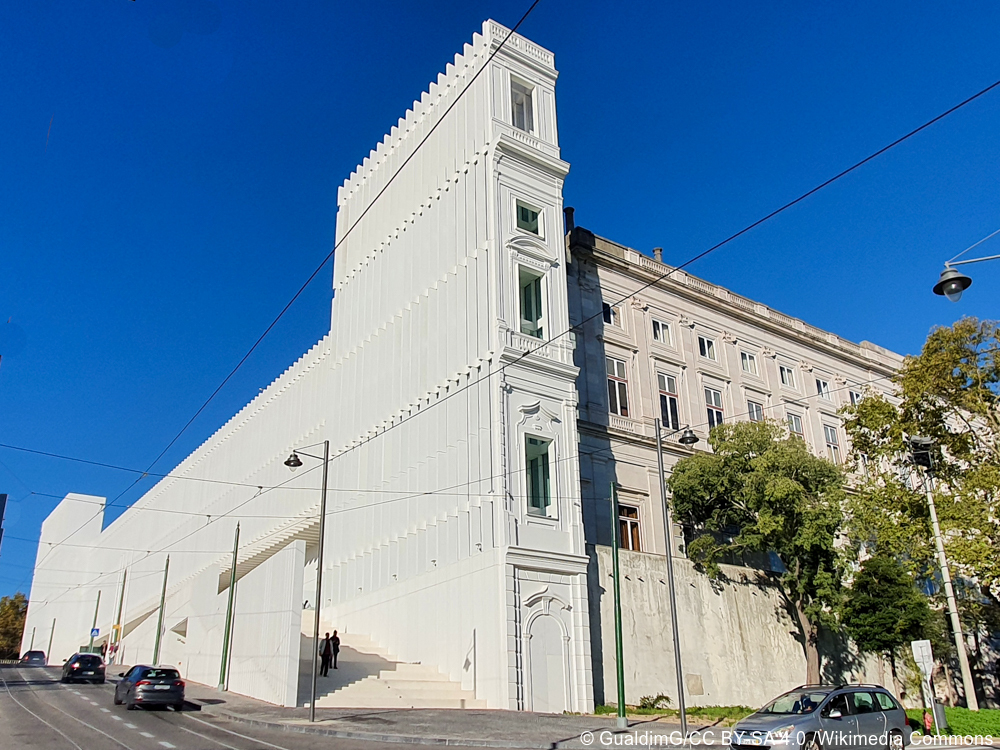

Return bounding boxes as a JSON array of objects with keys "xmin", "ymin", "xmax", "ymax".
[{"xmin": 0, "ymin": 665, "xmax": 465, "ymax": 750}]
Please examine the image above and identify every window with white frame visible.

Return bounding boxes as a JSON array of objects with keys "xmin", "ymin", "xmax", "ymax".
[
  {"xmin": 607, "ymin": 357, "xmax": 630, "ymax": 417},
  {"xmin": 618, "ymin": 504, "xmax": 641, "ymax": 551},
  {"xmin": 705, "ymin": 386, "xmax": 724, "ymax": 429},
  {"xmin": 515, "ymin": 200, "xmax": 540, "ymax": 235},
  {"xmin": 698, "ymin": 336, "xmax": 717, "ymax": 361},
  {"xmin": 747, "ymin": 400, "xmax": 764, "ymax": 422},
  {"xmin": 525, "ymin": 437, "xmax": 552, "ymax": 516},
  {"xmin": 658, "ymin": 373, "xmax": 680, "ymax": 431},
  {"xmin": 816, "ymin": 378, "xmax": 832, "ymax": 401},
  {"xmin": 849, "ymin": 390, "xmax": 864, "ymax": 406},
  {"xmin": 518, "ymin": 266, "xmax": 544, "ymax": 338},
  {"xmin": 787, "ymin": 412, "xmax": 804, "ymax": 437},
  {"xmin": 652, "ymin": 319, "xmax": 672, "ymax": 345},
  {"xmin": 602, "ymin": 302, "xmax": 622, "ymax": 328},
  {"xmin": 741, "ymin": 351, "xmax": 758, "ymax": 376},
  {"xmin": 510, "ymin": 79, "xmax": 534, "ymax": 133},
  {"xmin": 779, "ymin": 365, "xmax": 796, "ymax": 388},
  {"xmin": 824, "ymin": 425, "xmax": 841, "ymax": 464}
]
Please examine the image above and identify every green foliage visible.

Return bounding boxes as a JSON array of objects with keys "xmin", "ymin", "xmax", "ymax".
[
  {"xmin": 639, "ymin": 694, "xmax": 672, "ymax": 710},
  {"xmin": 0, "ymin": 592, "xmax": 28, "ymax": 659},
  {"xmin": 906, "ymin": 707, "xmax": 1000, "ymax": 736},
  {"xmin": 667, "ymin": 420, "xmax": 847, "ymax": 679},
  {"xmin": 593, "ymin": 704, "xmax": 754, "ymax": 724},
  {"xmin": 841, "ymin": 556, "xmax": 932, "ymax": 657}
]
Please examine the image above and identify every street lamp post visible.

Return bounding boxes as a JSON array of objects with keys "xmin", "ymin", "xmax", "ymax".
[
  {"xmin": 285, "ymin": 440, "xmax": 330, "ymax": 723},
  {"xmin": 909, "ymin": 436, "xmax": 979, "ymax": 711},
  {"xmin": 654, "ymin": 419, "xmax": 699, "ymax": 740},
  {"xmin": 931, "ymin": 228, "xmax": 1000, "ymax": 301}
]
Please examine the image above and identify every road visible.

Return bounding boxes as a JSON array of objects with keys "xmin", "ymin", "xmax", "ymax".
[{"xmin": 0, "ymin": 665, "xmax": 456, "ymax": 750}]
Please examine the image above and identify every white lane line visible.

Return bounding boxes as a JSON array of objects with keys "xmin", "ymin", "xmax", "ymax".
[
  {"xmin": 89, "ymin": 701, "xmax": 99, "ymax": 705},
  {"xmin": 183, "ymin": 714, "xmax": 294, "ymax": 750},
  {"xmin": 159, "ymin": 743, "xmax": 176, "ymax": 749},
  {"xmin": 140, "ymin": 732, "xmax": 155, "ymax": 738},
  {"xmin": 112, "ymin": 716, "xmax": 123, "ymax": 721},
  {"xmin": 125, "ymin": 723, "xmax": 137, "ymax": 728},
  {"xmin": 0, "ymin": 671, "xmax": 85, "ymax": 750},
  {"xmin": 101, "ymin": 708, "xmax": 111, "ymax": 713}
]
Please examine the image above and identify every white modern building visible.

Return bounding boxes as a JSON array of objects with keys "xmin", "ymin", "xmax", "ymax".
[{"xmin": 23, "ymin": 20, "xmax": 905, "ymax": 712}]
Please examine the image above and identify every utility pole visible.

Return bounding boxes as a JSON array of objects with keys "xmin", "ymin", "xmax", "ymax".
[
  {"xmin": 29, "ymin": 626, "xmax": 35, "ymax": 651},
  {"xmin": 113, "ymin": 568, "xmax": 127, "ymax": 664},
  {"xmin": 655, "ymin": 419, "xmax": 688, "ymax": 739},
  {"xmin": 610, "ymin": 483, "xmax": 628, "ymax": 729},
  {"xmin": 87, "ymin": 590, "xmax": 101, "ymax": 654},
  {"xmin": 47, "ymin": 619, "xmax": 55, "ymax": 662},
  {"xmin": 152, "ymin": 555, "xmax": 170, "ymax": 665},
  {"xmin": 219, "ymin": 522, "xmax": 240, "ymax": 690},
  {"xmin": 910, "ymin": 437, "xmax": 979, "ymax": 711}
]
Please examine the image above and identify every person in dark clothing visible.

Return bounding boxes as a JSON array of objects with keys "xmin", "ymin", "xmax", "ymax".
[
  {"xmin": 320, "ymin": 632, "xmax": 333, "ymax": 677},
  {"xmin": 331, "ymin": 630, "xmax": 340, "ymax": 669}
]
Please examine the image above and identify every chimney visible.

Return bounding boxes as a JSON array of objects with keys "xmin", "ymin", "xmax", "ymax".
[
  {"xmin": 564, "ymin": 206, "xmax": 575, "ymax": 234},
  {"xmin": 653, "ymin": 247, "xmax": 663, "ymax": 263}
]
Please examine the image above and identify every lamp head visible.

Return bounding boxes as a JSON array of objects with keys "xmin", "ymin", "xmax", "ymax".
[
  {"xmin": 284, "ymin": 452, "xmax": 303, "ymax": 471},
  {"xmin": 933, "ymin": 266, "xmax": 972, "ymax": 302},
  {"xmin": 679, "ymin": 428, "xmax": 699, "ymax": 446}
]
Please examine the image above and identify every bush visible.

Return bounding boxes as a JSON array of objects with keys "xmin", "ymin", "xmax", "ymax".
[{"xmin": 639, "ymin": 694, "xmax": 672, "ymax": 710}]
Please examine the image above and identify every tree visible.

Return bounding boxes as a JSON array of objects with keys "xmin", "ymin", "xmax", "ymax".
[
  {"xmin": 0, "ymin": 592, "xmax": 28, "ymax": 659},
  {"xmin": 666, "ymin": 420, "xmax": 845, "ymax": 683},
  {"xmin": 842, "ymin": 318, "xmax": 1000, "ymax": 603}
]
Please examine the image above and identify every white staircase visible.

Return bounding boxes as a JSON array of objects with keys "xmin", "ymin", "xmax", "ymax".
[{"xmin": 307, "ymin": 631, "xmax": 485, "ymax": 709}]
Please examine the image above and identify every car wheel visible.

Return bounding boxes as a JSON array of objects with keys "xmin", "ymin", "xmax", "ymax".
[
  {"xmin": 126, "ymin": 701, "xmax": 136, "ymax": 711},
  {"xmin": 96, "ymin": 679, "xmax": 105, "ymax": 684},
  {"xmin": 173, "ymin": 703, "xmax": 184, "ymax": 711},
  {"xmin": 888, "ymin": 730, "xmax": 903, "ymax": 750},
  {"xmin": 113, "ymin": 694, "xmax": 122, "ymax": 705},
  {"xmin": 803, "ymin": 733, "xmax": 821, "ymax": 750}
]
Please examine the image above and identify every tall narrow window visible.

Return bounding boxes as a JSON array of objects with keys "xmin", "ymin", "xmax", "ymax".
[
  {"xmin": 705, "ymin": 387, "xmax": 724, "ymax": 428},
  {"xmin": 849, "ymin": 390, "xmax": 864, "ymax": 406},
  {"xmin": 816, "ymin": 379, "xmax": 832, "ymax": 401},
  {"xmin": 511, "ymin": 80, "xmax": 534, "ymax": 132},
  {"xmin": 698, "ymin": 336, "xmax": 717, "ymax": 361},
  {"xmin": 519, "ymin": 267, "xmax": 543, "ymax": 338},
  {"xmin": 516, "ymin": 200, "xmax": 540, "ymax": 235},
  {"xmin": 618, "ymin": 505, "xmax": 641, "ymax": 551},
  {"xmin": 747, "ymin": 400, "xmax": 764, "ymax": 422},
  {"xmin": 658, "ymin": 373, "xmax": 680, "ymax": 430},
  {"xmin": 779, "ymin": 365, "xmax": 796, "ymax": 388},
  {"xmin": 607, "ymin": 357, "xmax": 629, "ymax": 417},
  {"xmin": 602, "ymin": 302, "xmax": 622, "ymax": 328},
  {"xmin": 652, "ymin": 319, "xmax": 671, "ymax": 345},
  {"xmin": 824, "ymin": 425, "xmax": 841, "ymax": 464},
  {"xmin": 741, "ymin": 352, "xmax": 758, "ymax": 375},
  {"xmin": 526, "ymin": 437, "xmax": 551, "ymax": 515},
  {"xmin": 787, "ymin": 413, "xmax": 804, "ymax": 437}
]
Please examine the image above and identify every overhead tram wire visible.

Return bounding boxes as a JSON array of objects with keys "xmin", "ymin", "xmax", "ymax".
[{"xmin": 26, "ymin": 1, "xmax": 545, "ymax": 569}]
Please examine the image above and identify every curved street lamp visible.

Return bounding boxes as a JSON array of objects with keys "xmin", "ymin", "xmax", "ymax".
[{"xmin": 932, "ymin": 229, "xmax": 1000, "ymax": 302}]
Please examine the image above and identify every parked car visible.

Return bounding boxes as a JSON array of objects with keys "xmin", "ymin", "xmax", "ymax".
[
  {"xmin": 60, "ymin": 653, "xmax": 106, "ymax": 683},
  {"xmin": 730, "ymin": 684, "xmax": 909, "ymax": 750},
  {"xmin": 20, "ymin": 650, "xmax": 47, "ymax": 666},
  {"xmin": 114, "ymin": 665, "xmax": 185, "ymax": 711}
]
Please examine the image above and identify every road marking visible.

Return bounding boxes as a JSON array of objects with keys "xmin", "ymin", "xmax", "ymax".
[
  {"xmin": 90, "ymin": 701, "xmax": 99, "ymax": 705},
  {"xmin": 100, "ymin": 708, "xmax": 110, "ymax": 713},
  {"xmin": 0, "ymin": 671, "xmax": 85, "ymax": 750},
  {"xmin": 140, "ymin": 732, "xmax": 155, "ymax": 738},
  {"xmin": 159, "ymin": 743, "xmax": 176, "ymax": 749},
  {"xmin": 112, "ymin": 716, "xmax": 123, "ymax": 721},
  {"xmin": 125, "ymin": 723, "xmax": 137, "ymax": 729},
  {"xmin": 184, "ymin": 715, "xmax": 294, "ymax": 750}
]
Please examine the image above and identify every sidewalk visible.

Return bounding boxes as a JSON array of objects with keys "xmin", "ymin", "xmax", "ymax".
[{"xmin": 183, "ymin": 681, "xmax": 719, "ymax": 748}]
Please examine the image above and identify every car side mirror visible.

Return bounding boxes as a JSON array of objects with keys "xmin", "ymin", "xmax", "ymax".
[
  {"xmin": 118, "ymin": 672, "xmax": 125, "ymax": 677},
  {"xmin": 828, "ymin": 709, "xmax": 842, "ymax": 719},
  {"xmin": 63, "ymin": 659, "xmax": 68, "ymax": 663}
]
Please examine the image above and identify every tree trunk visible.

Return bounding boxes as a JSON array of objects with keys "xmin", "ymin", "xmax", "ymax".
[{"xmin": 794, "ymin": 597, "xmax": 821, "ymax": 683}]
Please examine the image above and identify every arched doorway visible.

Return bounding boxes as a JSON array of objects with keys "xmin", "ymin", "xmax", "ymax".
[{"xmin": 527, "ymin": 614, "xmax": 568, "ymax": 713}]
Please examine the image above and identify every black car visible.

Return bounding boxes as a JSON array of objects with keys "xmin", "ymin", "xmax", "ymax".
[
  {"xmin": 114, "ymin": 665, "xmax": 185, "ymax": 710},
  {"xmin": 61, "ymin": 653, "xmax": 105, "ymax": 683},
  {"xmin": 20, "ymin": 650, "xmax": 47, "ymax": 666}
]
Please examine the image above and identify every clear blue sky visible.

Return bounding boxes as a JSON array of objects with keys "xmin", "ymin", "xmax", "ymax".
[{"xmin": 2, "ymin": 0, "xmax": 999, "ymax": 599}]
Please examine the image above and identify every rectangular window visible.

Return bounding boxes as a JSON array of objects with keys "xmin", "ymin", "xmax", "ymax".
[
  {"xmin": 618, "ymin": 504, "xmax": 641, "ymax": 552},
  {"xmin": 824, "ymin": 425, "xmax": 841, "ymax": 464},
  {"xmin": 516, "ymin": 200, "xmax": 540, "ymax": 235},
  {"xmin": 779, "ymin": 365, "xmax": 796, "ymax": 388},
  {"xmin": 602, "ymin": 302, "xmax": 621, "ymax": 328},
  {"xmin": 705, "ymin": 387, "xmax": 724, "ymax": 429},
  {"xmin": 518, "ymin": 267, "xmax": 543, "ymax": 338},
  {"xmin": 525, "ymin": 437, "xmax": 551, "ymax": 515},
  {"xmin": 740, "ymin": 351, "xmax": 758, "ymax": 375},
  {"xmin": 652, "ymin": 319, "xmax": 671, "ymax": 345},
  {"xmin": 816, "ymin": 379, "xmax": 832, "ymax": 401},
  {"xmin": 747, "ymin": 400, "xmax": 764, "ymax": 422},
  {"xmin": 849, "ymin": 390, "xmax": 863, "ymax": 406},
  {"xmin": 607, "ymin": 357, "xmax": 629, "ymax": 417},
  {"xmin": 511, "ymin": 80, "xmax": 535, "ymax": 133},
  {"xmin": 658, "ymin": 373, "xmax": 680, "ymax": 431},
  {"xmin": 787, "ymin": 413, "xmax": 803, "ymax": 437},
  {"xmin": 698, "ymin": 336, "xmax": 717, "ymax": 361}
]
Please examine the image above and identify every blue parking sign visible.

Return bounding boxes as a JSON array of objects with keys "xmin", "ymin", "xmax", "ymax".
[{"xmin": 91, "ymin": 628, "xmax": 99, "ymax": 638}]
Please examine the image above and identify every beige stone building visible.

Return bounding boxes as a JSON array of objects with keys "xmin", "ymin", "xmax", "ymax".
[{"xmin": 565, "ymin": 222, "xmax": 903, "ymax": 706}]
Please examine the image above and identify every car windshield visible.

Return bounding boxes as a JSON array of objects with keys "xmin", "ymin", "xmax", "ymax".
[
  {"xmin": 760, "ymin": 690, "xmax": 829, "ymax": 714},
  {"xmin": 143, "ymin": 669, "xmax": 180, "ymax": 680}
]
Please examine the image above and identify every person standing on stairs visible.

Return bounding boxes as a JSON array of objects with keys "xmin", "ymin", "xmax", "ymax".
[
  {"xmin": 320, "ymin": 633, "xmax": 333, "ymax": 677},
  {"xmin": 331, "ymin": 630, "xmax": 340, "ymax": 670}
]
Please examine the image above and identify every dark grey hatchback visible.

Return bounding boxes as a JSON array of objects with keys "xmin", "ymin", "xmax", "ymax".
[{"xmin": 114, "ymin": 666, "xmax": 185, "ymax": 710}]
